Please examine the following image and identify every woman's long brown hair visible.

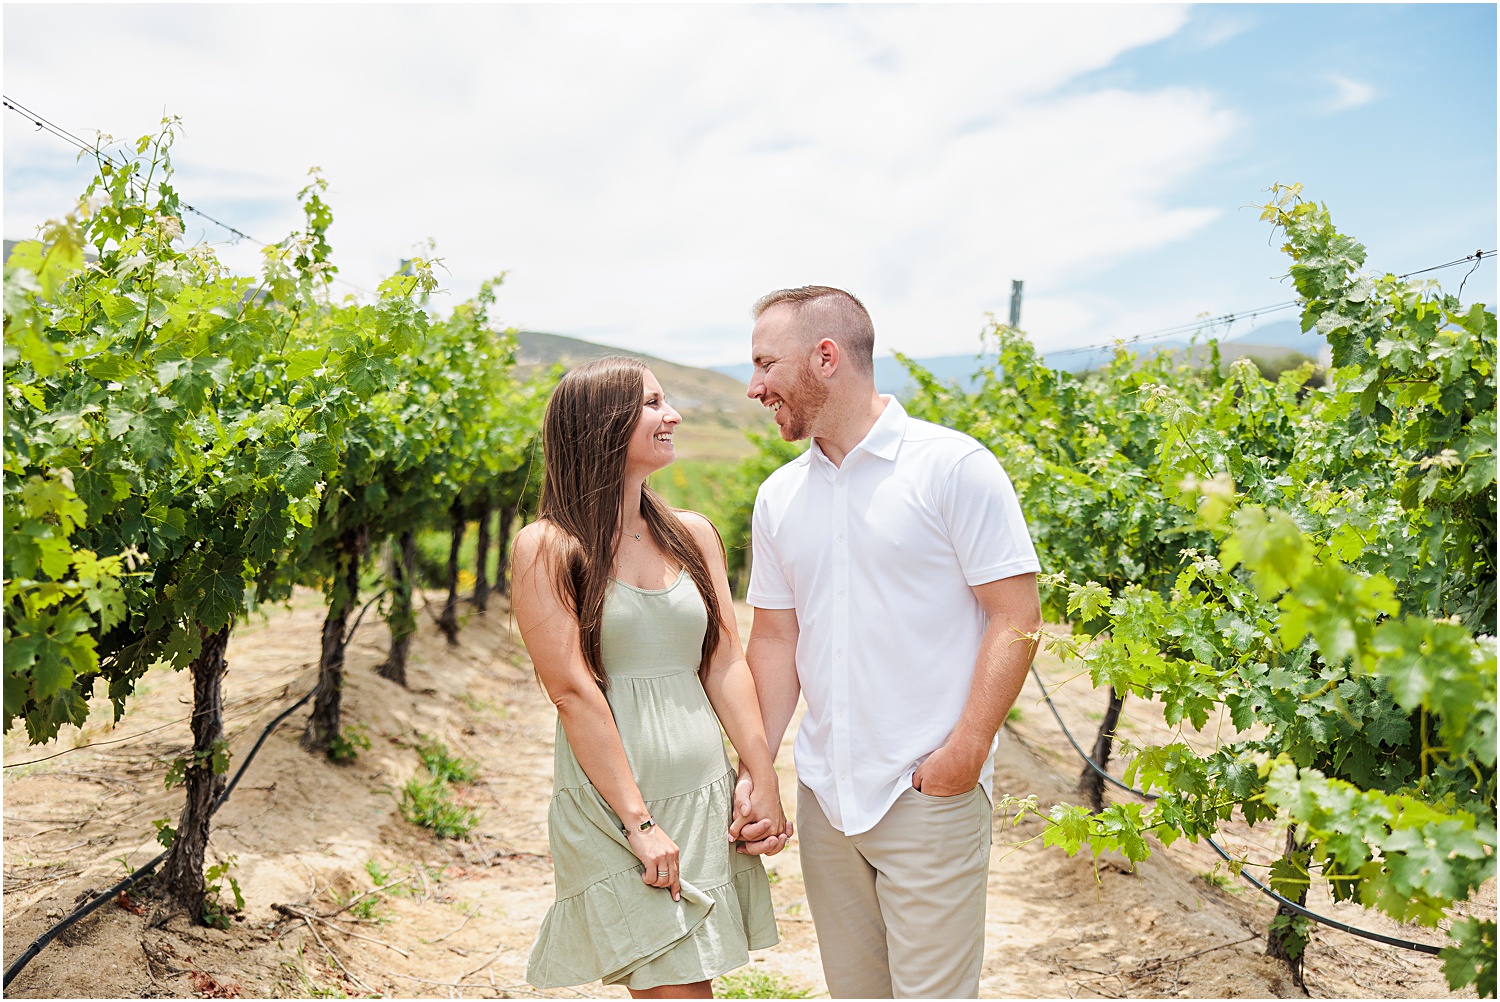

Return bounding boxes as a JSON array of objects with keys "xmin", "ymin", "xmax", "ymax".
[{"xmin": 537, "ymin": 356, "xmax": 724, "ymax": 689}]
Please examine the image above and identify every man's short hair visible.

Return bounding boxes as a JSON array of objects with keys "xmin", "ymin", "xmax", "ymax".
[{"xmin": 752, "ymin": 286, "xmax": 875, "ymax": 376}]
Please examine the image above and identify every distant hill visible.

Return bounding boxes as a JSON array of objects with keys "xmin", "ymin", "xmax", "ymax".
[
  {"xmin": 514, "ymin": 331, "xmax": 770, "ymax": 463},
  {"xmin": 713, "ymin": 319, "xmax": 1327, "ymax": 396}
]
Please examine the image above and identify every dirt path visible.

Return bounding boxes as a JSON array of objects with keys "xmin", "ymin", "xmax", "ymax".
[{"xmin": 2, "ymin": 591, "xmax": 1481, "ymax": 998}]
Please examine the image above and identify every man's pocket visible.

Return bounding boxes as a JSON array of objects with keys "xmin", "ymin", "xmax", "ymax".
[{"xmin": 908, "ymin": 784, "xmax": 979, "ymax": 803}]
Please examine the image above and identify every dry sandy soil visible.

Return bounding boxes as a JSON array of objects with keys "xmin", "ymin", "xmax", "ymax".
[{"xmin": 3, "ymin": 589, "xmax": 1485, "ymax": 999}]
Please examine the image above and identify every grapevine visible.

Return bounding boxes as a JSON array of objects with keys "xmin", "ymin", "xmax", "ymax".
[
  {"xmin": 3, "ymin": 120, "xmax": 550, "ymax": 921},
  {"xmin": 894, "ymin": 188, "xmax": 1495, "ymax": 993}
]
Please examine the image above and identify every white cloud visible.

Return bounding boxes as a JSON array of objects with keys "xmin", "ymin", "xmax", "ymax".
[
  {"xmin": 3, "ymin": 4, "xmax": 1236, "ymax": 364},
  {"xmin": 1329, "ymin": 74, "xmax": 1376, "ymax": 111}
]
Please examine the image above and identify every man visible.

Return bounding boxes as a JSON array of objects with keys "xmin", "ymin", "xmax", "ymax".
[{"xmin": 731, "ymin": 286, "xmax": 1041, "ymax": 999}]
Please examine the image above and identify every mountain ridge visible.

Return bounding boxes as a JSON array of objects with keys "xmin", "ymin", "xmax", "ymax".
[
  {"xmin": 709, "ymin": 319, "xmax": 1326, "ymax": 394},
  {"xmin": 513, "ymin": 330, "xmax": 771, "ymax": 462}
]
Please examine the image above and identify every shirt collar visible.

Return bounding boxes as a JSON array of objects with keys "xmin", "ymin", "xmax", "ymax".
[
  {"xmin": 860, "ymin": 395, "xmax": 907, "ymax": 461},
  {"xmin": 809, "ymin": 395, "xmax": 907, "ymax": 469}
]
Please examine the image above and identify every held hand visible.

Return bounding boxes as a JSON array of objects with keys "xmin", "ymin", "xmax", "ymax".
[
  {"xmin": 747, "ymin": 774, "xmax": 787, "ymax": 839},
  {"xmin": 911, "ymin": 738, "xmax": 985, "ymax": 798},
  {"xmin": 730, "ymin": 770, "xmax": 792, "ymax": 856},
  {"xmin": 626, "ymin": 825, "xmax": 681, "ymax": 902},
  {"xmin": 729, "ymin": 771, "xmax": 756, "ymax": 841}
]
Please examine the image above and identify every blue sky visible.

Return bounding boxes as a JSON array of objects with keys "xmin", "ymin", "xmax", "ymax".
[
  {"xmin": 1060, "ymin": 4, "xmax": 1497, "ymax": 350},
  {"xmin": 4, "ymin": 4, "xmax": 1495, "ymax": 367}
]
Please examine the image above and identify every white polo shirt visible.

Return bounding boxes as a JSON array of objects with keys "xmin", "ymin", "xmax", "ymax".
[{"xmin": 748, "ymin": 397, "xmax": 1039, "ymax": 835}]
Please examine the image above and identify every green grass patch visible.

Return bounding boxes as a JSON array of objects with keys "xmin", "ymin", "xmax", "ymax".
[
  {"xmin": 714, "ymin": 969, "xmax": 813, "ymax": 999},
  {"xmin": 399, "ymin": 774, "xmax": 480, "ymax": 839},
  {"xmin": 413, "ymin": 514, "xmax": 522, "ymax": 591},
  {"xmin": 649, "ymin": 459, "xmax": 739, "ymax": 525},
  {"xmin": 457, "ymin": 692, "xmax": 503, "ymax": 717},
  {"xmin": 280, "ymin": 943, "xmax": 349, "ymax": 998},
  {"xmin": 415, "ymin": 735, "xmax": 480, "ymax": 784}
]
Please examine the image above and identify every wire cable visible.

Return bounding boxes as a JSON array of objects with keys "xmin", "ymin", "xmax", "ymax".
[
  {"xmin": 3, "ymin": 94, "xmax": 374, "ymax": 296},
  {"xmin": 1044, "ymin": 249, "xmax": 1495, "ymax": 361},
  {"xmin": 3, "ymin": 677, "xmax": 310, "ymax": 770},
  {"xmin": 1, "ymin": 685, "xmax": 315, "ymax": 989},
  {"xmin": 1027, "ymin": 664, "xmax": 1445, "ymax": 957}
]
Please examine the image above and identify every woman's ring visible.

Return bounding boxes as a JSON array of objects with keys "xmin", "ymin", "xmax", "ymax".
[{"xmin": 657, "ymin": 869, "xmax": 670, "ymax": 875}]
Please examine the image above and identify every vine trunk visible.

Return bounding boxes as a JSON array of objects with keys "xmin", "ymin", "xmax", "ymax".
[
  {"xmin": 379, "ymin": 530, "xmax": 416, "ymax": 687},
  {"xmin": 304, "ymin": 524, "xmax": 366, "ymax": 754},
  {"xmin": 1079, "ymin": 686, "xmax": 1126, "ymax": 813},
  {"xmin": 473, "ymin": 501, "xmax": 492, "ymax": 612},
  {"xmin": 494, "ymin": 502, "xmax": 519, "ymax": 597},
  {"xmin": 438, "ymin": 501, "xmax": 464, "ymax": 645},
  {"xmin": 161, "ymin": 625, "xmax": 231, "ymax": 918},
  {"xmin": 1266, "ymin": 829, "xmax": 1311, "ymax": 990}
]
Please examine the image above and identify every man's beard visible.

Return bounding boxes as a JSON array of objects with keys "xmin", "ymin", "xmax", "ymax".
[{"xmin": 779, "ymin": 362, "xmax": 830, "ymax": 441}]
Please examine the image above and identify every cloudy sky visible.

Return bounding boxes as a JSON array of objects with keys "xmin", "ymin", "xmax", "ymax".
[{"xmin": 4, "ymin": 4, "xmax": 1495, "ymax": 366}]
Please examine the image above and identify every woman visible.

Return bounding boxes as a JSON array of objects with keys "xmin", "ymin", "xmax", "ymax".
[{"xmin": 515, "ymin": 357, "xmax": 787, "ymax": 998}]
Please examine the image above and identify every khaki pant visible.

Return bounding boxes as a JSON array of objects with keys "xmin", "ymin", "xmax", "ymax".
[{"xmin": 797, "ymin": 782, "xmax": 992, "ymax": 999}]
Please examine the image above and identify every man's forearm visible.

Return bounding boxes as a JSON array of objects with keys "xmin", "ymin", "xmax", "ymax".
[
  {"xmin": 950, "ymin": 617, "xmax": 1036, "ymax": 758},
  {"xmin": 745, "ymin": 633, "xmax": 800, "ymax": 762},
  {"xmin": 704, "ymin": 657, "xmax": 778, "ymax": 784},
  {"xmin": 949, "ymin": 574, "xmax": 1042, "ymax": 760}
]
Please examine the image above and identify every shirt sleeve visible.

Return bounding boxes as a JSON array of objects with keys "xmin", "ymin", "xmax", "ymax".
[
  {"xmin": 746, "ymin": 489, "xmax": 796, "ymax": 609},
  {"xmin": 940, "ymin": 447, "xmax": 1041, "ymax": 586}
]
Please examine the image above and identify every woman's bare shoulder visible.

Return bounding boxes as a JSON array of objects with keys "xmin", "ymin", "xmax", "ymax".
[
  {"xmin": 673, "ymin": 509, "xmax": 717, "ymax": 532},
  {"xmin": 673, "ymin": 510, "xmax": 725, "ymax": 563},
  {"xmin": 513, "ymin": 519, "xmax": 568, "ymax": 565}
]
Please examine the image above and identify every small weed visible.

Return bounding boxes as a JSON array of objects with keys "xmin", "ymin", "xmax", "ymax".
[
  {"xmin": 457, "ymin": 692, "xmax": 504, "ymax": 717},
  {"xmin": 364, "ymin": 859, "xmax": 395, "ymax": 886},
  {"xmin": 399, "ymin": 774, "xmax": 480, "ymax": 839},
  {"xmin": 201, "ymin": 856, "xmax": 244, "ymax": 929},
  {"xmin": 1198, "ymin": 868, "xmax": 1243, "ymax": 894},
  {"xmin": 329, "ymin": 723, "xmax": 372, "ymax": 764},
  {"xmin": 765, "ymin": 868, "xmax": 781, "ymax": 885},
  {"xmin": 339, "ymin": 887, "xmax": 387, "ymax": 922},
  {"xmin": 280, "ymin": 943, "xmax": 348, "ymax": 998},
  {"xmin": 715, "ymin": 969, "xmax": 812, "ymax": 999},
  {"xmin": 364, "ymin": 859, "xmax": 419, "ymax": 898},
  {"xmin": 1006, "ymin": 706, "xmax": 1024, "ymax": 723},
  {"xmin": 414, "ymin": 735, "xmax": 479, "ymax": 783}
]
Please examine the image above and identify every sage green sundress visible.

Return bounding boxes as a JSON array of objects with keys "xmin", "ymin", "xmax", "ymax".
[{"xmin": 526, "ymin": 570, "xmax": 778, "ymax": 990}]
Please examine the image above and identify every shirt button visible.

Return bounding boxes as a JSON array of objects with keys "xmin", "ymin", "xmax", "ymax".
[{"xmin": 836, "ymin": 536, "xmax": 844, "ymax": 543}]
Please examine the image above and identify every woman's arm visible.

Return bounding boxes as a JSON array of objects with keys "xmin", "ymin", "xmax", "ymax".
[
  {"xmin": 511, "ymin": 522, "xmax": 683, "ymax": 900},
  {"xmin": 678, "ymin": 513, "xmax": 786, "ymax": 840}
]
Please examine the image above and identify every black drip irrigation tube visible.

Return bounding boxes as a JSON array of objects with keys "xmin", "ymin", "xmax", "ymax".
[
  {"xmin": 3, "ymin": 687, "xmax": 316, "ymax": 988},
  {"xmin": 1027, "ymin": 663, "xmax": 1442, "ymax": 957}
]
